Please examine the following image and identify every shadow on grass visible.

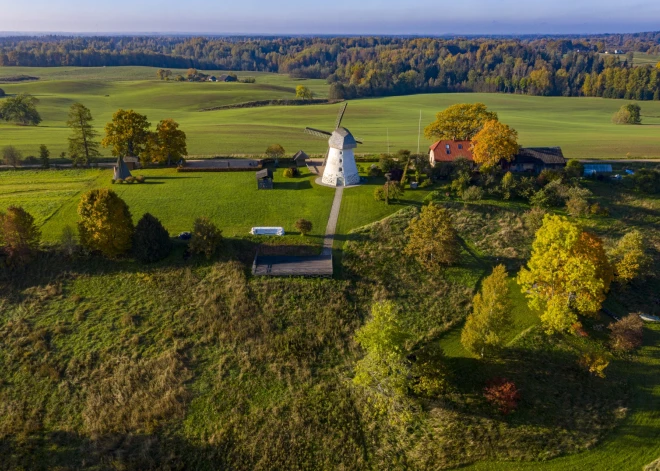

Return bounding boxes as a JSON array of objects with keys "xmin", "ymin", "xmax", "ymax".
[{"xmin": 273, "ymin": 180, "xmax": 313, "ymax": 190}]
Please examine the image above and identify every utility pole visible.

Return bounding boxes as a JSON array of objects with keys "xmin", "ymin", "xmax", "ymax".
[
  {"xmin": 416, "ymin": 109, "xmax": 422, "ymax": 155},
  {"xmin": 387, "ymin": 128, "xmax": 390, "ymax": 156}
]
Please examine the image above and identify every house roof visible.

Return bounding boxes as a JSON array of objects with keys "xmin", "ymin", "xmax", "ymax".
[
  {"xmin": 513, "ymin": 147, "xmax": 566, "ymax": 165},
  {"xmin": 329, "ymin": 127, "xmax": 358, "ymax": 150},
  {"xmin": 256, "ymin": 168, "xmax": 273, "ymax": 180},
  {"xmin": 293, "ymin": 150, "xmax": 309, "ymax": 162},
  {"xmin": 429, "ymin": 140, "xmax": 474, "ymax": 162}
]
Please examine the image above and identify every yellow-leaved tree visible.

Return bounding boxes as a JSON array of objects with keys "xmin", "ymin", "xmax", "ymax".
[
  {"xmin": 295, "ymin": 85, "xmax": 313, "ymax": 100},
  {"xmin": 424, "ymin": 103, "xmax": 498, "ymax": 141},
  {"xmin": 147, "ymin": 118, "xmax": 188, "ymax": 166},
  {"xmin": 102, "ymin": 109, "xmax": 151, "ymax": 157},
  {"xmin": 471, "ymin": 120, "xmax": 519, "ymax": 169},
  {"xmin": 404, "ymin": 203, "xmax": 460, "ymax": 270},
  {"xmin": 609, "ymin": 230, "xmax": 650, "ymax": 283},
  {"xmin": 78, "ymin": 189, "xmax": 134, "ymax": 258},
  {"xmin": 461, "ymin": 264, "xmax": 511, "ymax": 358},
  {"xmin": 517, "ymin": 214, "xmax": 612, "ymax": 334}
]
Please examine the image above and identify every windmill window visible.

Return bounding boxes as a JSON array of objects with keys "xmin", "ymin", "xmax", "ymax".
[
  {"xmin": 339, "ymin": 167, "xmax": 343, "ymax": 172},
  {"xmin": 339, "ymin": 159, "xmax": 343, "ymax": 163}
]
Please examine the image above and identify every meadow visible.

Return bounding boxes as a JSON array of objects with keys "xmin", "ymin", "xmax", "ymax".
[{"xmin": 1, "ymin": 66, "xmax": 660, "ymax": 159}]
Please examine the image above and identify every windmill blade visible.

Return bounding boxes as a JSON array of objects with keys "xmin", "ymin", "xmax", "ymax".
[
  {"xmin": 354, "ymin": 137, "xmax": 364, "ymax": 144},
  {"xmin": 334, "ymin": 102, "xmax": 348, "ymax": 129},
  {"xmin": 304, "ymin": 127, "xmax": 332, "ymax": 139}
]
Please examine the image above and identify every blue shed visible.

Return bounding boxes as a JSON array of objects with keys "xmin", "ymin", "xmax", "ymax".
[{"xmin": 584, "ymin": 164, "xmax": 612, "ymax": 176}]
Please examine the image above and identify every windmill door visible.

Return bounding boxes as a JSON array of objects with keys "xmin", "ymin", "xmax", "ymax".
[{"xmin": 337, "ymin": 177, "xmax": 344, "ymax": 186}]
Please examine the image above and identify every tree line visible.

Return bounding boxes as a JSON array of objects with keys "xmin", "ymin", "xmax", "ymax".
[{"xmin": 1, "ymin": 35, "xmax": 660, "ymax": 100}]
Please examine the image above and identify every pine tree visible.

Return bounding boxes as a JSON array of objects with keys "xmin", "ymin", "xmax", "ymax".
[
  {"xmin": 39, "ymin": 144, "xmax": 50, "ymax": 169},
  {"xmin": 67, "ymin": 103, "xmax": 101, "ymax": 166}
]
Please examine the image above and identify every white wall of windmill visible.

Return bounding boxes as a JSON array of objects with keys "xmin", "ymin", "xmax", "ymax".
[{"xmin": 322, "ymin": 147, "xmax": 360, "ymax": 186}]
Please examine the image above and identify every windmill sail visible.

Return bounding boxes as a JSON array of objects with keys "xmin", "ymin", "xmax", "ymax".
[
  {"xmin": 334, "ymin": 102, "xmax": 348, "ymax": 130},
  {"xmin": 304, "ymin": 127, "xmax": 332, "ymax": 139}
]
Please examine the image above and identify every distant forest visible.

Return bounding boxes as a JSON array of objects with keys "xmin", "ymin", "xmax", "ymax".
[{"xmin": 2, "ymin": 33, "xmax": 660, "ymax": 100}]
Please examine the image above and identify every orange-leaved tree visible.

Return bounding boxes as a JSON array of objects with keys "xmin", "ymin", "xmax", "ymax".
[{"xmin": 471, "ymin": 120, "xmax": 519, "ymax": 169}]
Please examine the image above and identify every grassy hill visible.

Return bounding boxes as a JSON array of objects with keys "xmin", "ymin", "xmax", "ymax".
[{"xmin": 1, "ymin": 66, "xmax": 660, "ymax": 159}]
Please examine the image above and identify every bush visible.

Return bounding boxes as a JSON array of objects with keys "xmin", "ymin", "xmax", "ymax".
[
  {"xmin": 609, "ymin": 313, "xmax": 644, "ymax": 352},
  {"xmin": 59, "ymin": 225, "xmax": 78, "ymax": 257},
  {"xmin": 461, "ymin": 185, "xmax": 484, "ymax": 201},
  {"xmin": 629, "ymin": 168, "xmax": 660, "ymax": 194},
  {"xmin": 189, "ymin": 217, "xmax": 222, "ymax": 259},
  {"xmin": 373, "ymin": 187, "xmax": 385, "ymax": 201},
  {"xmin": 78, "ymin": 189, "xmax": 134, "ymax": 258},
  {"xmin": 564, "ymin": 159, "xmax": 583, "ymax": 179},
  {"xmin": 114, "ymin": 178, "xmax": 124, "ymax": 184},
  {"xmin": 484, "ymin": 378, "xmax": 520, "ymax": 415},
  {"xmin": 283, "ymin": 167, "xmax": 296, "ymax": 178},
  {"xmin": 0, "ymin": 206, "xmax": 41, "ymax": 267},
  {"xmin": 369, "ymin": 166, "xmax": 383, "ymax": 177},
  {"xmin": 294, "ymin": 218, "xmax": 312, "ymax": 235},
  {"xmin": 579, "ymin": 352, "xmax": 610, "ymax": 378},
  {"xmin": 419, "ymin": 179, "xmax": 432, "ymax": 188},
  {"xmin": 23, "ymin": 155, "xmax": 38, "ymax": 165},
  {"xmin": 133, "ymin": 213, "xmax": 172, "ymax": 263},
  {"xmin": 125, "ymin": 176, "xmax": 135, "ymax": 183},
  {"xmin": 136, "ymin": 175, "xmax": 146, "ymax": 183}
]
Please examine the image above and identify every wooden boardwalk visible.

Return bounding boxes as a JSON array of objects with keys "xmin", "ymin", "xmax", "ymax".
[{"xmin": 252, "ymin": 186, "xmax": 343, "ymax": 277}]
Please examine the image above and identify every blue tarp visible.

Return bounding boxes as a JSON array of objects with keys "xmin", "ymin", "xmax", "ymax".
[{"xmin": 584, "ymin": 164, "xmax": 612, "ymax": 176}]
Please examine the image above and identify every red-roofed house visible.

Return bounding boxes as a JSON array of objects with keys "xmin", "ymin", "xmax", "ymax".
[{"xmin": 429, "ymin": 140, "xmax": 474, "ymax": 167}]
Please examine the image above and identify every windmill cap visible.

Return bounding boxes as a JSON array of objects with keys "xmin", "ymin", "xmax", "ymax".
[{"xmin": 329, "ymin": 127, "xmax": 358, "ymax": 149}]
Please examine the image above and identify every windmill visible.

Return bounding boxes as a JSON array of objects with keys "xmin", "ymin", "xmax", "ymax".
[{"xmin": 304, "ymin": 103, "xmax": 362, "ymax": 187}]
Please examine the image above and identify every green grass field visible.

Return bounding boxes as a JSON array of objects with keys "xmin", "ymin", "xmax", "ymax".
[{"xmin": 1, "ymin": 66, "xmax": 660, "ymax": 159}]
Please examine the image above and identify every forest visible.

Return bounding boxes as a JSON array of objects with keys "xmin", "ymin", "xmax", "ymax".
[{"xmin": 1, "ymin": 34, "xmax": 660, "ymax": 100}]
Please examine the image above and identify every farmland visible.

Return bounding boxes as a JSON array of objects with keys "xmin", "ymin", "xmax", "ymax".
[{"xmin": 1, "ymin": 66, "xmax": 660, "ymax": 159}]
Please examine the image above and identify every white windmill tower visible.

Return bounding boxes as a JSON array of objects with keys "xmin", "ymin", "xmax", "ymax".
[{"xmin": 304, "ymin": 103, "xmax": 362, "ymax": 187}]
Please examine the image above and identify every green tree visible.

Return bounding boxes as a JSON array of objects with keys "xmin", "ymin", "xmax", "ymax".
[
  {"xmin": 67, "ymin": 102, "xmax": 101, "ymax": 166},
  {"xmin": 39, "ymin": 144, "xmax": 50, "ymax": 169},
  {"xmin": 471, "ymin": 120, "xmax": 519, "ymax": 169},
  {"xmin": 424, "ymin": 103, "xmax": 498, "ymax": 141},
  {"xmin": 500, "ymin": 171, "xmax": 516, "ymax": 199},
  {"xmin": 564, "ymin": 159, "xmax": 583, "ymax": 179},
  {"xmin": 0, "ymin": 206, "xmax": 41, "ymax": 266},
  {"xmin": 295, "ymin": 85, "xmax": 313, "ymax": 99},
  {"xmin": 0, "ymin": 93, "xmax": 41, "ymax": 126},
  {"xmin": 612, "ymin": 103, "xmax": 642, "ymax": 124},
  {"xmin": 77, "ymin": 189, "xmax": 134, "ymax": 258},
  {"xmin": 295, "ymin": 218, "xmax": 312, "ymax": 235},
  {"xmin": 102, "ymin": 109, "xmax": 151, "ymax": 157},
  {"xmin": 609, "ymin": 230, "xmax": 650, "ymax": 283},
  {"xmin": 461, "ymin": 265, "xmax": 512, "ymax": 357},
  {"xmin": 265, "ymin": 144, "xmax": 285, "ymax": 165},
  {"xmin": 189, "ymin": 217, "xmax": 222, "ymax": 259},
  {"xmin": 518, "ymin": 215, "xmax": 613, "ymax": 334},
  {"xmin": 147, "ymin": 119, "xmax": 187, "ymax": 166},
  {"xmin": 404, "ymin": 203, "xmax": 460, "ymax": 270},
  {"xmin": 133, "ymin": 213, "xmax": 172, "ymax": 263},
  {"xmin": 2, "ymin": 145, "xmax": 22, "ymax": 168},
  {"xmin": 383, "ymin": 180, "xmax": 403, "ymax": 204}
]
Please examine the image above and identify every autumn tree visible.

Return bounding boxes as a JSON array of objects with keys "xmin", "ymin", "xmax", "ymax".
[
  {"xmin": 609, "ymin": 230, "xmax": 650, "ymax": 283},
  {"xmin": 265, "ymin": 144, "xmax": 285, "ymax": 165},
  {"xmin": 404, "ymin": 203, "xmax": 460, "ymax": 270},
  {"xmin": 67, "ymin": 102, "xmax": 101, "ymax": 166},
  {"xmin": 39, "ymin": 144, "xmax": 50, "ymax": 169},
  {"xmin": 295, "ymin": 85, "xmax": 313, "ymax": 100},
  {"xmin": 471, "ymin": 120, "xmax": 519, "ymax": 169},
  {"xmin": 461, "ymin": 264, "xmax": 512, "ymax": 357},
  {"xmin": 78, "ymin": 189, "xmax": 134, "ymax": 258},
  {"xmin": 518, "ymin": 214, "xmax": 613, "ymax": 334},
  {"xmin": 133, "ymin": 213, "xmax": 172, "ymax": 263},
  {"xmin": 2, "ymin": 145, "xmax": 22, "ymax": 168},
  {"xmin": 189, "ymin": 217, "xmax": 222, "ymax": 259},
  {"xmin": 144, "ymin": 119, "xmax": 188, "ymax": 166},
  {"xmin": 0, "ymin": 93, "xmax": 41, "ymax": 126},
  {"xmin": 295, "ymin": 218, "xmax": 312, "ymax": 235},
  {"xmin": 0, "ymin": 206, "xmax": 41, "ymax": 266},
  {"xmin": 424, "ymin": 103, "xmax": 498, "ymax": 141},
  {"xmin": 102, "ymin": 109, "xmax": 151, "ymax": 157}
]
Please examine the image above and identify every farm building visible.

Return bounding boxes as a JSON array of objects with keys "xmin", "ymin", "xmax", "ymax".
[
  {"xmin": 123, "ymin": 156, "xmax": 139, "ymax": 170},
  {"xmin": 584, "ymin": 164, "xmax": 613, "ymax": 176},
  {"xmin": 507, "ymin": 147, "xmax": 566, "ymax": 173},
  {"xmin": 256, "ymin": 168, "xmax": 273, "ymax": 189},
  {"xmin": 217, "ymin": 74, "xmax": 237, "ymax": 82},
  {"xmin": 293, "ymin": 150, "xmax": 309, "ymax": 167},
  {"xmin": 428, "ymin": 140, "xmax": 473, "ymax": 167}
]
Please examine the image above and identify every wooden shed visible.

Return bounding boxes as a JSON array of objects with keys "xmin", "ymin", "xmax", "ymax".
[
  {"xmin": 293, "ymin": 150, "xmax": 310, "ymax": 167},
  {"xmin": 256, "ymin": 168, "xmax": 274, "ymax": 189}
]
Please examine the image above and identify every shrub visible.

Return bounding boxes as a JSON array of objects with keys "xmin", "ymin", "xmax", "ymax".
[
  {"xmin": 295, "ymin": 218, "xmax": 312, "ymax": 235},
  {"xmin": 609, "ymin": 313, "xmax": 644, "ymax": 352},
  {"xmin": 419, "ymin": 179, "xmax": 432, "ymax": 188},
  {"xmin": 500, "ymin": 171, "xmax": 516, "ymax": 199},
  {"xmin": 610, "ymin": 230, "xmax": 651, "ymax": 282},
  {"xmin": 125, "ymin": 176, "xmax": 135, "ymax": 183},
  {"xmin": 111, "ymin": 179, "xmax": 116, "ymax": 184},
  {"xmin": 189, "ymin": 217, "xmax": 222, "ymax": 259},
  {"xmin": 629, "ymin": 168, "xmax": 660, "ymax": 194},
  {"xmin": 59, "ymin": 225, "xmax": 78, "ymax": 257},
  {"xmin": 136, "ymin": 175, "xmax": 146, "ymax": 183},
  {"xmin": 114, "ymin": 178, "xmax": 124, "ymax": 184},
  {"xmin": 579, "ymin": 352, "xmax": 610, "ymax": 378},
  {"xmin": 410, "ymin": 344, "xmax": 450, "ymax": 397},
  {"xmin": 369, "ymin": 166, "xmax": 383, "ymax": 177},
  {"xmin": 2, "ymin": 145, "xmax": 22, "ymax": 168},
  {"xmin": 537, "ymin": 168, "xmax": 563, "ymax": 186},
  {"xmin": 0, "ymin": 206, "xmax": 41, "ymax": 266},
  {"xmin": 283, "ymin": 167, "xmax": 295, "ymax": 178},
  {"xmin": 77, "ymin": 189, "xmax": 134, "ymax": 258},
  {"xmin": 133, "ymin": 213, "xmax": 172, "ymax": 263},
  {"xmin": 23, "ymin": 155, "xmax": 38, "ymax": 165},
  {"xmin": 564, "ymin": 159, "xmax": 583, "ymax": 179},
  {"xmin": 373, "ymin": 187, "xmax": 385, "ymax": 201},
  {"xmin": 461, "ymin": 185, "xmax": 484, "ymax": 201},
  {"xmin": 484, "ymin": 378, "xmax": 520, "ymax": 414}
]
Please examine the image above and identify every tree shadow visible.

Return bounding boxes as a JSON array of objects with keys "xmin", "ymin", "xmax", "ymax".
[{"xmin": 273, "ymin": 180, "xmax": 312, "ymax": 190}]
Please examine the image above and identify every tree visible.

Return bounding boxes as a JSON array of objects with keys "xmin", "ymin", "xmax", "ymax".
[
  {"xmin": 0, "ymin": 88, "xmax": 5, "ymax": 97},
  {"xmin": 461, "ymin": 264, "xmax": 512, "ymax": 357},
  {"xmin": 383, "ymin": 180, "xmax": 403, "ymax": 204},
  {"xmin": 133, "ymin": 213, "xmax": 172, "ymax": 263},
  {"xmin": 564, "ymin": 159, "xmax": 583, "ymax": 179},
  {"xmin": 295, "ymin": 85, "xmax": 313, "ymax": 100},
  {"xmin": 404, "ymin": 203, "xmax": 460, "ymax": 270},
  {"xmin": 77, "ymin": 189, "xmax": 134, "ymax": 258},
  {"xmin": 189, "ymin": 217, "xmax": 222, "ymax": 259},
  {"xmin": 565, "ymin": 186, "xmax": 592, "ymax": 217},
  {"xmin": 147, "ymin": 119, "xmax": 187, "ymax": 166},
  {"xmin": 67, "ymin": 102, "xmax": 101, "ymax": 166},
  {"xmin": 424, "ymin": 103, "xmax": 498, "ymax": 141},
  {"xmin": 156, "ymin": 69, "xmax": 172, "ymax": 80},
  {"xmin": 0, "ymin": 93, "xmax": 41, "ymax": 126},
  {"xmin": 609, "ymin": 230, "xmax": 650, "ymax": 283},
  {"xmin": 0, "ymin": 206, "xmax": 41, "ymax": 266},
  {"xmin": 39, "ymin": 144, "xmax": 50, "ymax": 169},
  {"xmin": 484, "ymin": 378, "xmax": 520, "ymax": 415},
  {"xmin": 2, "ymin": 145, "xmax": 22, "ymax": 168},
  {"xmin": 609, "ymin": 313, "xmax": 644, "ymax": 352},
  {"xmin": 265, "ymin": 144, "xmax": 285, "ymax": 165},
  {"xmin": 518, "ymin": 215, "xmax": 613, "ymax": 334},
  {"xmin": 612, "ymin": 103, "xmax": 642, "ymax": 124},
  {"xmin": 295, "ymin": 218, "xmax": 312, "ymax": 235},
  {"xmin": 500, "ymin": 171, "xmax": 516, "ymax": 199},
  {"xmin": 471, "ymin": 120, "xmax": 519, "ymax": 169},
  {"xmin": 102, "ymin": 109, "xmax": 151, "ymax": 157}
]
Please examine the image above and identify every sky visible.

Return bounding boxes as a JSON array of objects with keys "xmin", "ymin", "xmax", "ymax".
[{"xmin": 1, "ymin": 0, "xmax": 660, "ymax": 35}]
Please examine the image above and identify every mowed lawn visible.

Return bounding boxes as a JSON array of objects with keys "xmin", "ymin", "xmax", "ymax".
[
  {"xmin": 1, "ymin": 66, "xmax": 660, "ymax": 159},
  {"xmin": 0, "ymin": 167, "xmax": 337, "ymax": 241}
]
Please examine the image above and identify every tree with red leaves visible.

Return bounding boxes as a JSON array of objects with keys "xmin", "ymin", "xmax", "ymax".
[{"xmin": 484, "ymin": 377, "xmax": 520, "ymax": 415}]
